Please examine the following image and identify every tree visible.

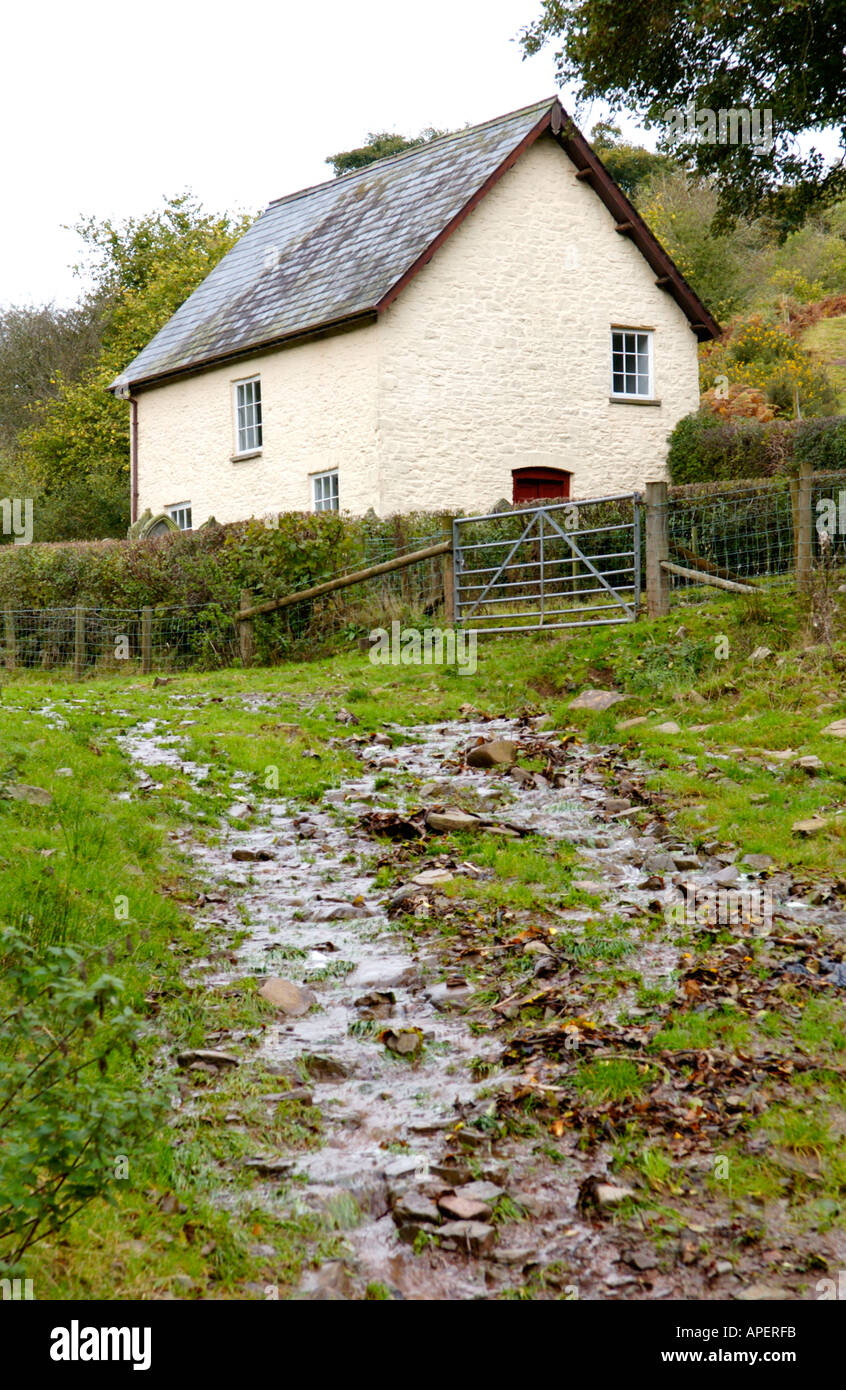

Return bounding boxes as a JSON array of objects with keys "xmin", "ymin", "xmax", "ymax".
[
  {"xmin": 639, "ymin": 169, "xmax": 765, "ymax": 321},
  {"xmin": 520, "ymin": 1, "xmax": 846, "ymax": 230},
  {"xmin": 16, "ymin": 195, "xmax": 252, "ymax": 539},
  {"xmin": 589, "ymin": 121, "xmax": 677, "ymax": 202},
  {"xmin": 326, "ymin": 127, "xmax": 451, "ymax": 177},
  {"xmin": 0, "ymin": 303, "xmax": 101, "ymax": 453}
]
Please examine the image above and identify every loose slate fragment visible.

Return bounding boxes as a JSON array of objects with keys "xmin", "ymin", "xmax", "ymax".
[{"xmin": 176, "ymin": 1049, "xmax": 240, "ymax": 1069}]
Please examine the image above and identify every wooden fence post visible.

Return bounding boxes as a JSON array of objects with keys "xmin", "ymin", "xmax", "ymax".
[
  {"xmin": 644, "ymin": 480, "xmax": 670, "ymax": 618},
  {"xmin": 3, "ymin": 609, "xmax": 16, "ymax": 671},
  {"xmin": 442, "ymin": 520, "xmax": 455, "ymax": 625},
  {"xmin": 796, "ymin": 461, "xmax": 813, "ymax": 595},
  {"xmin": 73, "ymin": 605, "xmax": 85, "ymax": 679},
  {"xmin": 141, "ymin": 607, "xmax": 153, "ymax": 674},
  {"xmin": 239, "ymin": 589, "xmax": 255, "ymax": 666}
]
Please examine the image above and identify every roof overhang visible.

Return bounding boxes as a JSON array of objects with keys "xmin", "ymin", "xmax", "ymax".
[
  {"xmin": 111, "ymin": 310, "xmax": 378, "ymax": 394},
  {"xmin": 546, "ymin": 102, "xmax": 720, "ymax": 341}
]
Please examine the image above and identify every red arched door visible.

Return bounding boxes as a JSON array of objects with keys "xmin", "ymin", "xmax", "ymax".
[{"xmin": 512, "ymin": 466, "xmax": 571, "ymax": 506}]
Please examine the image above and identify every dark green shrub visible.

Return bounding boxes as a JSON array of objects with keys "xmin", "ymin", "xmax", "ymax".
[
  {"xmin": 668, "ymin": 411, "xmax": 846, "ymax": 485},
  {"xmin": 667, "ymin": 412, "xmax": 770, "ymax": 484},
  {"xmin": 0, "ymin": 509, "xmax": 456, "ymax": 667}
]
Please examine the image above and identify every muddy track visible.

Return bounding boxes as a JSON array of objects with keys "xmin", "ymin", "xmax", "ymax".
[{"xmin": 122, "ymin": 708, "xmax": 846, "ymax": 1301}]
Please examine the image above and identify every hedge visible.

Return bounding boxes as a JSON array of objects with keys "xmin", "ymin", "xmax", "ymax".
[
  {"xmin": 0, "ymin": 510, "xmax": 458, "ymax": 611},
  {"xmin": 667, "ymin": 411, "xmax": 846, "ymax": 485},
  {"xmin": 0, "ymin": 509, "xmax": 458, "ymax": 668}
]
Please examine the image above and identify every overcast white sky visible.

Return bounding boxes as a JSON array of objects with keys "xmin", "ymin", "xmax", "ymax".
[
  {"xmin": 5, "ymin": 2, "xmax": 840, "ymax": 311},
  {"xmin": 0, "ymin": 0, "xmax": 632, "ymax": 308}
]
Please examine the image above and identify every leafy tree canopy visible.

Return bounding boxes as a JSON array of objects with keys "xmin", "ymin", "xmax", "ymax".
[
  {"xmin": 589, "ymin": 121, "xmax": 677, "ymax": 201},
  {"xmin": 326, "ymin": 127, "xmax": 451, "ymax": 177},
  {"xmin": 520, "ymin": 1, "xmax": 846, "ymax": 230},
  {"xmin": 0, "ymin": 302, "xmax": 101, "ymax": 452},
  {"xmin": 13, "ymin": 194, "xmax": 251, "ymax": 538}
]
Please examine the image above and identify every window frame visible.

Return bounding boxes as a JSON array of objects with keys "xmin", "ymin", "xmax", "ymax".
[
  {"xmin": 232, "ymin": 375, "xmax": 263, "ymax": 458},
  {"xmin": 168, "ymin": 502, "xmax": 193, "ymax": 531},
  {"xmin": 609, "ymin": 327, "xmax": 655, "ymax": 402},
  {"xmin": 312, "ymin": 469, "xmax": 339, "ymax": 513}
]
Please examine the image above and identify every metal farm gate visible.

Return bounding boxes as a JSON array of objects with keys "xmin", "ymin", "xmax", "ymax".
[{"xmin": 453, "ymin": 493, "xmax": 641, "ymax": 634}]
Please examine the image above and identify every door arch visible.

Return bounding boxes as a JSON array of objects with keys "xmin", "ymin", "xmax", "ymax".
[{"xmin": 512, "ymin": 466, "xmax": 571, "ymax": 506}]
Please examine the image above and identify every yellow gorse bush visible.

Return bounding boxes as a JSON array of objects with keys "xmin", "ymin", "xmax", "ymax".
[{"xmin": 700, "ymin": 313, "xmax": 837, "ymax": 417}]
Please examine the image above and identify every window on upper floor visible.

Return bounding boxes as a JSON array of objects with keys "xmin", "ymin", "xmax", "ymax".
[
  {"xmin": 234, "ymin": 376, "xmax": 262, "ymax": 455},
  {"xmin": 312, "ymin": 470, "xmax": 339, "ymax": 512},
  {"xmin": 610, "ymin": 329, "xmax": 653, "ymax": 400}
]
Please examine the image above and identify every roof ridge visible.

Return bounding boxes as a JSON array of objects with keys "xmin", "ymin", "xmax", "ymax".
[{"xmin": 266, "ymin": 95, "xmax": 558, "ymax": 210}]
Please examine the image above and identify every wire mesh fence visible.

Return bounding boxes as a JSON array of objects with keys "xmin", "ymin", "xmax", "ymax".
[
  {"xmin": 0, "ymin": 530, "xmax": 451, "ymax": 677},
  {"xmin": 663, "ymin": 470, "xmax": 846, "ymax": 595},
  {"xmin": 1, "ymin": 605, "xmax": 238, "ymax": 675},
  {"xmin": 244, "ymin": 531, "xmax": 449, "ymax": 660},
  {"xmin": 7, "ymin": 471, "xmax": 846, "ymax": 676}
]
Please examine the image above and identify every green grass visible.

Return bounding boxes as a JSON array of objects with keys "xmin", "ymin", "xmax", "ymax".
[
  {"xmin": 801, "ymin": 315, "xmax": 846, "ymax": 411},
  {"xmin": 573, "ymin": 1057, "xmax": 657, "ymax": 1101}
]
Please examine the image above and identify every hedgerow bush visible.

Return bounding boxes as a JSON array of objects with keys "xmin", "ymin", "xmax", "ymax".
[
  {"xmin": 0, "ymin": 509, "xmax": 454, "ymax": 614},
  {"xmin": 667, "ymin": 411, "xmax": 846, "ymax": 484}
]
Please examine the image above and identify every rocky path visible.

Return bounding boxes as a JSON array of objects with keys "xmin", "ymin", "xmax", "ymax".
[{"xmin": 122, "ymin": 707, "xmax": 846, "ymax": 1300}]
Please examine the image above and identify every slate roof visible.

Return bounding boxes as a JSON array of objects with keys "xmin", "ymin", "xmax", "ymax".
[{"xmin": 114, "ymin": 97, "xmax": 718, "ymax": 392}]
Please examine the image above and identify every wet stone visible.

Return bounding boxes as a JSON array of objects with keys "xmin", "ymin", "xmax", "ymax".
[
  {"xmin": 242, "ymin": 1156, "xmax": 296, "ymax": 1176},
  {"xmin": 382, "ymin": 1027, "xmax": 423, "ymax": 1055},
  {"xmin": 466, "ymin": 739, "xmax": 517, "ymax": 768},
  {"xmin": 425, "ymin": 808, "xmax": 480, "ymax": 833},
  {"xmin": 303, "ymin": 1261, "xmax": 356, "ymax": 1300},
  {"xmin": 743, "ymin": 853, "xmax": 773, "ymax": 872},
  {"xmin": 426, "ymin": 980, "xmax": 473, "ymax": 1011},
  {"xmin": 176, "ymin": 1049, "xmax": 239, "ymax": 1070},
  {"xmin": 299, "ymin": 1053, "xmax": 351, "ymax": 1081},
  {"xmin": 7, "ymin": 783, "xmax": 53, "ymax": 806},
  {"xmin": 262, "ymin": 1087, "xmax": 314, "ymax": 1105},
  {"xmin": 383, "ymin": 1154, "xmax": 428, "ymax": 1181},
  {"xmin": 354, "ymin": 990, "xmax": 395, "ymax": 1019},
  {"xmin": 644, "ymin": 852, "xmax": 676, "ymax": 874},
  {"xmin": 437, "ymin": 1220, "xmax": 497, "ymax": 1255},
  {"xmin": 438, "ymin": 1193, "xmax": 492, "ymax": 1222},
  {"xmin": 258, "ymin": 976, "xmax": 315, "ymax": 1016},
  {"xmin": 672, "ymin": 853, "xmax": 702, "ymax": 871},
  {"xmin": 430, "ymin": 1162, "xmax": 473, "ymax": 1186},
  {"xmin": 570, "ymin": 689, "xmax": 627, "ymax": 712},
  {"xmin": 393, "ymin": 1191, "xmax": 441, "ymax": 1225},
  {"xmin": 411, "ymin": 868, "xmax": 454, "ymax": 887},
  {"xmin": 455, "ymin": 1180, "xmax": 505, "ymax": 1204},
  {"xmin": 315, "ymin": 901, "xmax": 368, "ymax": 921}
]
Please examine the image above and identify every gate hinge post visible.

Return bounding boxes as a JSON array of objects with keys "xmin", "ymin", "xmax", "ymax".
[{"xmin": 644, "ymin": 480, "xmax": 670, "ymax": 619}]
